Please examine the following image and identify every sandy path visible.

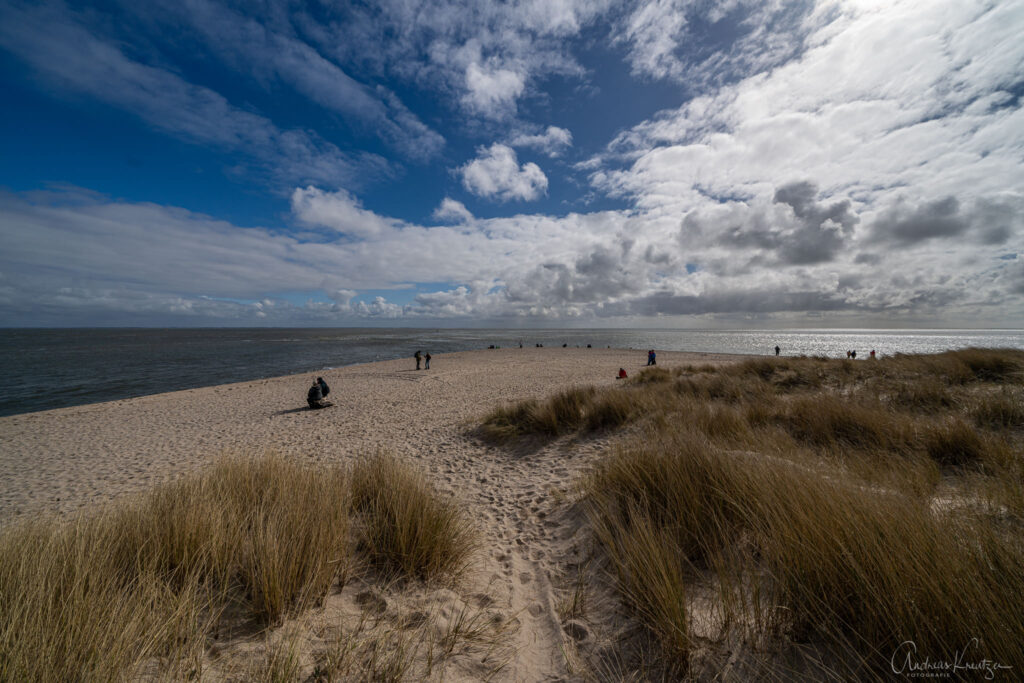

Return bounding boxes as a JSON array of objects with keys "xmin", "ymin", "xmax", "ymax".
[{"xmin": 0, "ymin": 346, "xmax": 743, "ymax": 680}]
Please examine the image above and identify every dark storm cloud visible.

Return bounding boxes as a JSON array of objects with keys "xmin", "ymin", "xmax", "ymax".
[
  {"xmin": 871, "ymin": 196, "xmax": 968, "ymax": 244},
  {"xmin": 871, "ymin": 195, "xmax": 1024, "ymax": 247},
  {"xmin": 854, "ymin": 253, "xmax": 883, "ymax": 265},
  {"xmin": 973, "ymin": 197, "xmax": 1018, "ymax": 245},
  {"xmin": 686, "ymin": 181, "xmax": 859, "ymax": 266},
  {"xmin": 771, "ymin": 181, "xmax": 858, "ymax": 265}
]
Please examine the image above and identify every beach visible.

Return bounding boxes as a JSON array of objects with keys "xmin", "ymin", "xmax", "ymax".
[
  {"xmin": 0, "ymin": 348, "xmax": 729, "ymax": 520},
  {"xmin": 0, "ymin": 346, "xmax": 745, "ymax": 680},
  {"xmin": 4, "ymin": 346, "xmax": 1023, "ymax": 681}
]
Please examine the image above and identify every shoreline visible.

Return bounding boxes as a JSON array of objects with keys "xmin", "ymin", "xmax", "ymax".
[{"xmin": 0, "ymin": 347, "xmax": 745, "ymax": 520}]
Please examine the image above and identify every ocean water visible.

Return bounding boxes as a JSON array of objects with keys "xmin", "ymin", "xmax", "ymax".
[{"xmin": 1, "ymin": 327, "xmax": 1022, "ymax": 418}]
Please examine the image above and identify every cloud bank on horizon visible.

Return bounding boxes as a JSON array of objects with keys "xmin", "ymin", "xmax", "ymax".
[{"xmin": 0, "ymin": 0, "xmax": 1021, "ymax": 327}]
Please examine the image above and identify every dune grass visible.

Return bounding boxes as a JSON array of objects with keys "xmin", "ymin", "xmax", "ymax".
[
  {"xmin": 351, "ymin": 452, "xmax": 477, "ymax": 581},
  {"xmin": 0, "ymin": 452, "xmax": 474, "ymax": 682},
  {"xmin": 488, "ymin": 348, "xmax": 1024, "ymax": 678}
]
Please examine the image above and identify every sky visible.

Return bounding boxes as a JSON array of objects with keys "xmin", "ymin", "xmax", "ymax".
[{"xmin": 0, "ymin": 0, "xmax": 1022, "ymax": 328}]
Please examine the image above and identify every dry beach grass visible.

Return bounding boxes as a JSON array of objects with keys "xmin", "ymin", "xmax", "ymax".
[
  {"xmin": 485, "ymin": 348, "xmax": 1024, "ymax": 679},
  {"xmin": 1, "ymin": 347, "xmax": 1022, "ymax": 680}
]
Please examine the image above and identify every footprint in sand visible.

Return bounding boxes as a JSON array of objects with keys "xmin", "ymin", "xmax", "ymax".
[
  {"xmin": 469, "ymin": 593, "xmax": 495, "ymax": 608},
  {"xmin": 354, "ymin": 590, "xmax": 388, "ymax": 614}
]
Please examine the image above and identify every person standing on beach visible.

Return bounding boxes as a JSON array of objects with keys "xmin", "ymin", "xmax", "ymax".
[
  {"xmin": 414, "ymin": 350, "xmax": 422, "ymax": 370},
  {"xmin": 425, "ymin": 352, "xmax": 431, "ymax": 369},
  {"xmin": 647, "ymin": 349, "xmax": 656, "ymax": 366},
  {"xmin": 775, "ymin": 345, "xmax": 780, "ymax": 356}
]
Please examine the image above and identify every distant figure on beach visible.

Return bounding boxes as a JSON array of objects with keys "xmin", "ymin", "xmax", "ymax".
[
  {"xmin": 587, "ymin": 344, "xmax": 591, "ymax": 348},
  {"xmin": 425, "ymin": 352, "xmax": 431, "ymax": 369},
  {"xmin": 851, "ymin": 350, "xmax": 857, "ymax": 359},
  {"xmin": 617, "ymin": 368, "xmax": 628, "ymax": 379},
  {"xmin": 647, "ymin": 350, "xmax": 656, "ymax": 366},
  {"xmin": 562, "ymin": 343, "xmax": 568, "ymax": 348},
  {"xmin": 414, "ymin": 350, "xmax": 422, "ymax": 370},
  {"xmin": 870, "ymin": 349, "xmax": 876, "ymax": 359},
  {"xmin": 307, "ymin": 380, "xmax": 325, "ymax": 409},
  {"xmin": 846, "ymin": 350, "xmax": 851, "ymax": 359},
  {"xmin": 317, "ymin": 377, "xmax": 330, "ymax": 398},
  {"xmin": 775, "ymin": 345, "xmax": 780, "ymax": 356}
]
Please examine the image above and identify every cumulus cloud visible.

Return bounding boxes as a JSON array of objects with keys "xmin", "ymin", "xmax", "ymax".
[
  {"xmin": 2, "ymin": 1, "xmax": 1023, "ymax": 328},
  {"xmin": 463, "ymin": 62, "xmax": 526, "ymax": 118},
  {"xmin": 2, "ymin": 180, "xmax": 1022, "ymax": 327},
  {"xmin": 460, "ymin": 144, "xmax": 549, "ymax": 202},
  {"xmin": 291, "ymin": 187, "xmax": 404, "ymax": 238},
  {"xmin": 510, "ymin": 126, "xmax": 574, "ymax": 157},
  {"xmin": 871, "ymin": 197, "xmax": 968, "ymax": 245},
  {"xmin": 433, "ymin": 198, "xmax": 475, "ymax": 224}
]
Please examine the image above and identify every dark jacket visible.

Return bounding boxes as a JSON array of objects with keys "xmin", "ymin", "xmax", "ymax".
[
  {"xmin": 308, "ymin": 384, "xmax": 323, "ymax": 402},
  {"xmin": 317, "ymin": 378, "xmax": 330, "ymax": 397}
]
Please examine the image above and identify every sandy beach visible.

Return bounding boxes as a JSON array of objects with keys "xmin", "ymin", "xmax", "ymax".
[
  {"xmin": 0, "ymin": 347, "xmax": 745, "ymax": 680},
  {"xmin": 0, "ymin": 347, "xmax": 741, "ymax": 520}
]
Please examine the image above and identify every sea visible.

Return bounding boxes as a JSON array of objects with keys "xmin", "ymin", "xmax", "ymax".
[{"xmin": 1, "ymin": 327, "xmax": 1023, "ymax": 418}]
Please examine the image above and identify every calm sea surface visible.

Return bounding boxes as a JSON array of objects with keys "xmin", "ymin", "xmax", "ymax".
[{"xmin": 1, "ymin": 327, "xmax": 1022, "ymax": 417}]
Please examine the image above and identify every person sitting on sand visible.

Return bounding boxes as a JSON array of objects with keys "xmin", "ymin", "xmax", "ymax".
[
  {"xmin": 617, "ymin": 368, "xmax": 627, "ymax": 379},
  {"xmin": 307, "ymin": 380, "xmax": 325, "ymax": 409},
  {"xmin": 414, "ymin": 350, "xmax": 422, "ymax": 370},
  {"xmin": 425, "ymin": 352, "xmax": 431, "ymax": 369},
  {"xmin": 317, "ymin": 376, "xmax": 330, "ymax": 398}
]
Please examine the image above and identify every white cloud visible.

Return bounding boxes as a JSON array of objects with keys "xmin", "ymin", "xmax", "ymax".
[
  {"xmin": 124, "ymin": 0, "xmax": 445, "ymax": 160},
  {"xmin": 433, "ymin": 198, "xmax": 475, "ymax": 224},
  {"xmin": 305, "ymin": 0, "xmax": 604, "ymax": 121},
  {"xmin": 1, "ymin": 1, "xmax": 1022, "ymax": 328},
  {"xmin": 463, "ymin": 62, "xmax": 526, "ymax": 118},
  {"xmin": 460, "ymin": 144, "xmax": 549, "ymax": 202},
  {"xmin": 0, "ymin": 2, "xmax": 385, "ymax": 189},
  {"xmin": 2, "ymin": 177, "xmax": 1022, "ymax": 326},
  {"xmin": 291, "ymin": 187, "xmax": 403, "ymax": 238},
  {"xmin": 510, "ymin": 126, "xmax": 573, "ymax": 157}
]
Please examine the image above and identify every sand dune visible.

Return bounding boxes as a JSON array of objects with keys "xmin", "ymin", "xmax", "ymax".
[{"xmin": 0, "ymin": 346, "xmax": 743, "ymax": 680}]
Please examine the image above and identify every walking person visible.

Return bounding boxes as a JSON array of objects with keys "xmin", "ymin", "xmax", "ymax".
[{"xmin": 414, "ymin": 350, "xmax": 422, "ymax": 370}]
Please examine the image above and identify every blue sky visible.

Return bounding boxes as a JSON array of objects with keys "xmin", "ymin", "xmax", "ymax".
[{"xmin": 1, "ymin": 0, "xmax": 1022, "ymax": 327}]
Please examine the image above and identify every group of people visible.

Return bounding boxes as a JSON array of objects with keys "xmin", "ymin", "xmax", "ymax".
[
  {"xmin": 414, "ymin": 350, "xmax": 431, "ymax": 370},
  {"xmin": 307, "ymin": 376, "xmax": 331, "ymax": 409},
  {"xmin": 772, "ymin": 345, "xmax": 878, "ymax": 359}
]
